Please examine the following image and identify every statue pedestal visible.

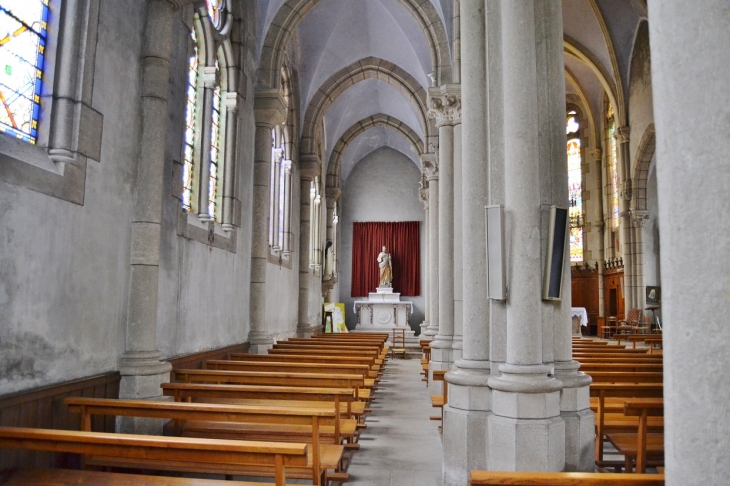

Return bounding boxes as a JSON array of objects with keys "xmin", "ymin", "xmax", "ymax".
[{"xmin": 352, "ymin": 287, "xmax": 418, "ymax": 352}]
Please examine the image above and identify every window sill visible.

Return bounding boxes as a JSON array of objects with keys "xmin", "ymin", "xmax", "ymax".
[{"xmin": 176, "ymin": 207, "xmax": 237, "ymax": 252}]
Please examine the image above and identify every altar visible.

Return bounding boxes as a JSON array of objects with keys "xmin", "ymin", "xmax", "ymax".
[{"xmin": 353, "ymin": 287, "xmax": 413, "ymax": 329}]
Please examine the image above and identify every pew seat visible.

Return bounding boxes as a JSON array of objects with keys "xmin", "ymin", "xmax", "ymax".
[
  {"xmin": 0, "ymin": 468, "xmax": 300, "ymax": 486},
  {"xmin": 469, "ymin": 470, "xmax": 664, "ymax": 485}
]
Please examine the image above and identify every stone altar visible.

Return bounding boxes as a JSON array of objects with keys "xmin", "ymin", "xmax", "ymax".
[{"xmin": 353, "ymin": 287, "xmax": 418, "ymax": 349}]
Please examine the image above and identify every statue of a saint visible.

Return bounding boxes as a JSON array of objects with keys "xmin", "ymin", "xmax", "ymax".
[{"xmin": 377, "ymin": 246, "xmax": 393, "ymax": 288}]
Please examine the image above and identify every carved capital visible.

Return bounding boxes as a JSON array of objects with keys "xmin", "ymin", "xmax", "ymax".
[
  {"xmin": 254, "ymin": 89, "xmax": 287, "ymax": 127},
  {"xmin": 419, "ymin": 187, "xmax": 429, "ymax": 207},
  {"xmin": 631, "ymin": 210, "xmax": 650, "ymax": 227},
  {"xmin": 201, "ymin": 65, "xmax": 219, "ymax": 89},
  {"xmin": 420, "ymin": 153, "xmax": 438, "ymax": 180},
  {"xmin": 590, "ymin": 148, "xmax": 602, "ymax": 161},
  {"xmin": 614, "ymin": 125, "xmax": 630, "ymax": 144},
  {"xmin": 299, "ymin": 154, "xmax": 321, "ymax": 179},
  {"xmin": 224, "ymin": 91, "xmax": 239, "ymax": 112},
  {"xmin": 326, "ymin": 187, "xmax": 341, "ymax": 207},
  {"xmin": 427, "ymin": 85, "xmax": 462, "ymax": 128},
  {"xmin": 622, "ymin": 179, "xmax": 633, "ymax": 201}
]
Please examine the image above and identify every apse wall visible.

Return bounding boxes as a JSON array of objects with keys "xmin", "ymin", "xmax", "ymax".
[{"xmin": 339, "ymin": 146, "xmax": 425, "ymax": 332}]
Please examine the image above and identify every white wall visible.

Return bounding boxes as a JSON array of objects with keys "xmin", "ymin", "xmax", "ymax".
[
  {"xmin": 643, "ymin": 159, "xmax": 660, "ymax": 287},
  {"xmin": 339, "ymin": 146, "xmax": 425, "ymax": 332}
]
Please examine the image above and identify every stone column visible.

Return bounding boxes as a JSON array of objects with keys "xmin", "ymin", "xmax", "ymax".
[
  {"xmin": 442, "ymin": 2, "xmax": 490, "ymax": 484},
  {"xmin": 118, "ymin": 0, "xmax": 176, "ymax": 428},
  {"xmin": 615, "ymin": 126, "xmax": 634, "ymax": 311},
  {"xmin": 221, "ymin": 91, "xmax": 239, "ymax": 231},
  {"xmin": 248, "ymin": 90, "xmax": 286, "ymax": 353},
  {"xmin": 631, "ymin": 211, "xmax": 649, "ymax": 313},
  {"xmin": 197, "ymin": 65, "xmax": 218, "ymax": 221},
  {"xmin": 418, "ymin": 184, "xmax": 430, "ymax": 336},
  {"xmin": 648, "ymin": 2, "xmax": 730, "ymax": 482},
  {"xmin": 487, "ymin": 0, "xmax": 565, "ymax": 471},
  {"xmin": 423, "ymin": 158, "xmax": 439, "ymax": 339},
  {"xmin": 428, "ymin": 86, "xmax": 461, "ymax": 393},
  {"xmin": 452, "ymin": 120, "xmax": 463, "ymax": 362}
]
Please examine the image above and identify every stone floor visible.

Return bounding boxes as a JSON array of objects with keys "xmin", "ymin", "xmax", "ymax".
[{"xmin": 346, "ymin": 358, "xmax": 444, "ymax": 486}]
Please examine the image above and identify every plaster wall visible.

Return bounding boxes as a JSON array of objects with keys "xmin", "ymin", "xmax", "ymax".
[
  {"xmin": 156, "ymin": 9, "xmax": 255, "ymax": 359},
  {"xmin": 339, "ymin": 146, "xmax": 425, "ymax": 332},
  {"xmin": 264, "ymin": 168, "xmax": 302, "ymax": 340},
  {"xmin": 628, "ymin": 21, "xmax": 654, "ymax": 173},
  {"xmin": 0, "ymin": 0, "xmax": 146, "ymax": 395}
]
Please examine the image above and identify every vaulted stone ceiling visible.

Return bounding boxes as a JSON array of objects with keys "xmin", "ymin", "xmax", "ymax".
[{"xmin": 255, "ymin": 0, "xmax": 648, "ymax": 186}]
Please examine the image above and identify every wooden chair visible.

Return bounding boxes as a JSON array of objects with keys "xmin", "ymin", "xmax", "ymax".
[
  {"xmin": 617, "ymin": 308, "xmax": 643, "ymax": 335},
  {"xmin": 391, "ymin": 328, "xmax": 407, "ymax": 359}
]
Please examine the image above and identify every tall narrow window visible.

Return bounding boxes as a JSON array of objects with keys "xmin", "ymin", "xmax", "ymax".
[
  {"xmin": 567, "ymin": 110, "xmax": 583, "ymax": 262},
  {"xmin": 182, "ymin": 28, "xmax": 200, "ymax": 212},
  {"xmin": 208, "ymin": 59, "xmax": 222, "ymax": 219},
  {"xmin": 0, "ymin": 0, "xmax": 49, "ymax": 143}
]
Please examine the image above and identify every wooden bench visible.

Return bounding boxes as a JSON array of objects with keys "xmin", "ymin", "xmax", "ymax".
[
  {"xmin": 590, "ymin": 383, "xmax": 663, "ymax": 466},
  {"xmin": 430, "ymin": 370, "xmax": 448, "ymax": 428},
  {"xmin": 267, "ymin": 348, "xmax": 384, "ymax": 367},
  {"xmin": 585, "ymin": 371, "xmax": 664, "ymax": 384},
  {"xmin": 64, "ymin": 397, "xmax": 340, "ymax": 485},
  {"xmin": 578, "ymin": 363, "xmax": 663, "ymax": 373},
  {"xmin": 606, "ymin": 398, "xmax": 664, "ymax": 473},
  {"xmin": 0, "ymin": 426, "xmax": 307, "ymax": 486},
  {"xmin": 469, "ymin": 470, "xmax": 664, "ymax": 485},
  {"xmin": 206, "ymin": 359, "xmax": 378, "ymax": 381},
  {"xmin": 173, "ymin": 369, "xmax": 370, "ymax": 401},
  {"xmin": 0, "ymin": 468, "xmax": 299, "ymax": 486},
  {"xmin": 228, "ymin": 353, "xmax": 381, "ymax": 374},
  {"xmin": 271, "ymin": 344, "xmax": 385, "ymax": 361}
]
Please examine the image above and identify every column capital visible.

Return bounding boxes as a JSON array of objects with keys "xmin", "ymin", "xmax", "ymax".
[
  {"xmin": 614, "ymin": 125, "xmax": 630, "ymax": 144},
  {"xmin": 630, "ymin": 210, "xmax": 650, "ymax": 227},
  {"xmin": 299, "ymin": 154, "xmax": 322, "ymax": 179},
  {"xmin": 427, "ymin": 85, "xmax": 462, "ymax": 128},
  {"xmin": 201, "ymin": 65, "xmax": 219, "ymax": 88},
  {"xmin": 590, "ymin": 148, "xmax": 602, "ymax": 161},
  {"xmin": 224, "ymin": 91, "xmax": 240, "ymax": 112},
  {"xmin": 420, "ymin": 153, "xmax": 439, "ymax": 180},
  {"xmin": 419, "ymin": 187, "xmax": 429, "ymax": 208},
  {"xmin": 254, "ymin": 89, "xmax": 287, "ymax": 127},
  {"xmin": 326, "ymin": 187, "xmax": 341, "ymax": 207}
]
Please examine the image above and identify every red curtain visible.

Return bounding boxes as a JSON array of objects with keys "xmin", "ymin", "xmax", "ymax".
[{"xmin": 351, "ymin": 222, "xmax": 420, "ymax": 297}]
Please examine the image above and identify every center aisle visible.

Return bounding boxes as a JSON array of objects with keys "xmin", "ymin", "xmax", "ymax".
[{"xmin": 347, "ymin": 358, "xmax": 444, "ymax": 486}]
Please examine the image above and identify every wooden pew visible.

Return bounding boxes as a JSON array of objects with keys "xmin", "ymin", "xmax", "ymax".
[
  {"xmin": 229, "ymin": 353, "xmax": 381, "ymax": 374},
  {"xmin": 574, "ymin": 347, "xmax": 649, "ymax": 354},
  {"xmin": 0, "ymin": 426, "xmax": 307, "ymax": 486},
  {"xmin": 576, "ymin": 357, "xmax": 663, "ymax": 365},
  {"xmin": 286, "ymin": 337, "xmax": 387, "ymax": 349},
  {"xmin": 590, "ymin": 383, "xmax": 663, "ymax": 466},
  {"xmin": 267, "ymin": 348, "xmax": 384, "ymax": 366},
  {"xmin": 271, "ymin": 343, "xmax": 385, "ymax": 361},
  {"xmin": 578, "ymin": 363, "xmax": 663, "ymax": 373},
  {"xmin": 470, "ymin": 470, "xmax": 664, "ymax": 485},
  {"xmin": 585, "ymin": 372, "xmax": 664, "ymax": 384},
  {"xmin": 607, "ymin": 398, "xmax": 664, "ymax": 473},
  {"xmin": 0, "ymin": 468, "xmax": 291, "ymax": 486},
  {"xmin": 206, "ymin": 359, "xmax": 378, "ymax": 381},
  {"xmin": 64, "ymin": 398, "xmax": 341, "ymax": 485},
  {"xmin": 430, "ymin": 370, "xmax": 448, "ymax": 427},
  {"xmin": 173, "ymin": 369, "xmax": 370, "ymax": 401}
]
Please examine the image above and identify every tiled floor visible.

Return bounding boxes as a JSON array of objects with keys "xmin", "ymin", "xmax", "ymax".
[{"xmin": 346, "ymin": 358, "xmax": 444, "ymax": 486}]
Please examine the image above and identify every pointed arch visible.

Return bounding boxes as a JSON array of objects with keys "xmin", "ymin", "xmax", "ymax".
[
  {"xmin": 327, "ymin": 114, "xmax": 424, "ymax": 188},
  {"xmin": 257, "ymin": 0, "xmax": 451, "ymax": 89},
  {"xmin": 300, "ymin": 57, "xmax": 431, "ymax": 157},
  {"xmin": 632, "ymin": 124, "xmax": 656, "ymax": 212}
]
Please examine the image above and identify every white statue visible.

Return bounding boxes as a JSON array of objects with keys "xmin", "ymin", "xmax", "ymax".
[{"xmin": 377, "ymin": 246, "xmax": 393, "ymax": 288}]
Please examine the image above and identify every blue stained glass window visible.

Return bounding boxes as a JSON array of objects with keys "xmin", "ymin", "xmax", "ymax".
[
  {"xmin": 0, "ymin": 0, "xmax": 49, "ymax": 143},
  {"xmin": 182, "ymin": 28, "xmax": 199, "ymax": 212}
]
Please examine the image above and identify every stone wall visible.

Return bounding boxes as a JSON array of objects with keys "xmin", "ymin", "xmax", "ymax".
[{"xmin": 339, "ymin": 146, "xmax": 425, "ymax": 332}]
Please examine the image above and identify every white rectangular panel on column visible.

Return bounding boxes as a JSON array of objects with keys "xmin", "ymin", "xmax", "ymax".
[{"xmin": 486, "ymin": 205, "xmax": 506, "ymax": 300}]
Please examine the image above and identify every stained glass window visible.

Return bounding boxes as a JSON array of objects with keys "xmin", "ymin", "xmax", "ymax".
[
  {"xmin": 208, "ymin": 59, "xmax": 221, "ymax": 219},
  {"xmin": 0, "ymin": 0, "xmax": 49, "ymax": 143},
  {"xmin": 567, "ymin": 112, "xmax": 583, "ymax": 262},
  {"xmin": 182, "ymin": 28, "xmax": 199, "ymax": 212},
  {"xmin": 206, "ymin": 0, "xmax": 226, "ymax": 32}
]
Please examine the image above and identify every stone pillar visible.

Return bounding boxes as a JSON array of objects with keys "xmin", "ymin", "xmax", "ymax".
[
  {"xmin": 648, "ymin": 2, "xmax": 730, "ymax": 483},
  {"xmin": 423, "ymin": 158, "xmax": 439, "ymax": 339},
  {"xmin": 298, "ymin": 155, "xmax": 323, "ymax": 337},
  {"xmin": 452, "ymin": 120, "xmax": 463, "ymax": 362},
  {"xmin": 221, "ymin": 91, "xmax": 240, "ymax": 231},
  {"xmin": 631, "ymin": 210, "xmax": 649, "ymax": 311},
  {"xmin": 452, "ymin": 0, "xmax": 461, "ymax": 84},
  {"xmin": 418, "ymin": 184, "xmax": 430, "ymax": 336},
  {"xmin": 248, "ymin": 90, "xmax": 286, "ymax": 353},
  {"xmin": 442, "ymin": 2, "xmax": 490, "ymax": 484},
  {"xmin": 118, "ymin": 0, "xmax": 176, "ymax": 429},
  {"xmin": 487, "ymin": 0, "xmax": 565, "ymax": 471},
  {"xmin": 428, "ymin": 85, "xmax": 461, "ymax": 392},
  {"xmin": 615, "ymin": 126, "xmax": 634, "ymax": 311},
  {"xmin": 197, "ymin": 65, "xmax": 218, "ymax": 221}
]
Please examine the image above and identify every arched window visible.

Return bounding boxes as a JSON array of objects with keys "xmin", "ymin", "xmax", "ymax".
[
  {"xmin": 267, "ymin": 68, "xmax": 294, "ymax": 261},
  {"xmin": 0, "ymin": 0, "xmax": 49, "ymax": 143},
  {"xmin": 567, "ymin": 110, "xmax": 583, "ymax": 262},
  {"xmin": 180, "ymin": 9, "xmax": 237, "ymax": 234},
  {"xmin": 182, "ymin": 27, "xmax": 200, "ymax": 212}
]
